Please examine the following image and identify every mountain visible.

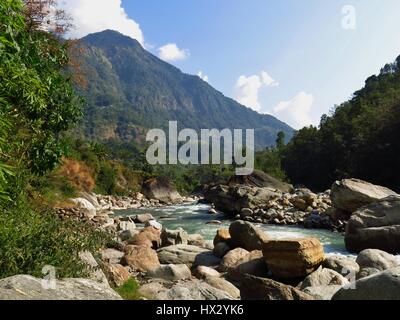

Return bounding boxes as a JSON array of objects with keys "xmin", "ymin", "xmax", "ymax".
[{"xmin": 76, "ymin": 30, "xmax": 293, "ymax": 149}]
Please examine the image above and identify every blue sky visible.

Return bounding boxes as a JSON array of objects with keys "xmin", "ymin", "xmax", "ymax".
[{"xmin": 63, "ymin": 0, "xmax": 400, "ymax": 129}]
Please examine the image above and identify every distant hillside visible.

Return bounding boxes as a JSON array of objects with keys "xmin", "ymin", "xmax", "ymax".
[
  {"xmin": 282, "ymin": 55, "xmax": 400, "ymax": 191},
  {"xmin": 75, "ymin": 30, "xmax": 293, "ymax": 149}
]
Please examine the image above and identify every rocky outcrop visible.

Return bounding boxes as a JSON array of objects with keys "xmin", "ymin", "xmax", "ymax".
[
  {"xmin": 204, "ymin": 185, "xmax": 281, "ymax": 214},
  {"xmin": 345, "ymin": 195, "xmax": 400, "ymax": 253},
  {"xmin": 356, "ymin": 249, "xmax": 399, "ymax": 279},
  {"xmin": 122, "ymin": 245, "xmax": 160, "ymax": 272},
  {"xmin": 229, "ymin": 221, "xmax": 269, "ymax": 251},
  {"xmin": 157, "ymin": 245, "xmax": 220, "ymax": 268},
  {"xmin": 228, "ymin": 170, "xmax": 294, "ymax": 193},
  {"xmin": 262, "ymin": 238, "xmax": 324, "ymax": 278},
  {"xmin": 331, "ymin": 179, "xmax": 397, "ymax": 213},
  {"xmin": 70, "ymin": 198, "xmax": 97, "ymax": 219},
  {"xmin": 332, "ymin": 267, "xmax": 400, "ymax": 300},
  {"xmin": 240, "ymin": 275, "xmax": 313, "ymax": 300},
  {"xmin": 142, "ymin": 177, "xmax": 182, "ymax": 204},
  {"xmin": 0, "ymin": 275, "xmax": 122, "ymax": 300}
]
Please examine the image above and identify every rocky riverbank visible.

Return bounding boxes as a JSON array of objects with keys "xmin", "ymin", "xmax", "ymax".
[{"xmin": 2, "ymin": 173, "xmax": 400, "ymax": 300}]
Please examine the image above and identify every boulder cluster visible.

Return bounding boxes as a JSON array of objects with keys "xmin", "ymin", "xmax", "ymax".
[{"xmin": 205, "ymin": 172, "xmax": 400, "ymax": 254}]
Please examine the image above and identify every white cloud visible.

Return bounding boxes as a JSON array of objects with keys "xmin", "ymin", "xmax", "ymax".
[
  {"xmin": 60, "ymin": 0, "xmax": 144, "ymax": 45},
  {"xmin": 234, "ymin": 71, "xmax": 279, "ymax": 112},
  {"xmin": 158, "ymin": 43, "xmax": 189, "ymax": 62},
  {"xmin": 272, "ymin": 92, "xmax": 314, "ymax": 129},
  {"xmin": 197, "ymin": 71, "xmax": 209, "ymax": 82}
]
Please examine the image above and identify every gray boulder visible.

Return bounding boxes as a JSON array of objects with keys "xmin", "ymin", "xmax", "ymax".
[
  {"xmin": 138, "ymin": 279, "xmax": 235, "ymax": 300},
  {"xmin": 228, "ymin": 170, "xmax": 294, "ymax": 193},
  {"xmin": 147, "ymin": 264, "xmax": 191, "ymax": 281},
  {"xmin": 303, "ymin": 285, "xmax": 342, "ymax": 300},
  {"xmin": 240, "ymin": 275, "xmax": 314, "ymax": 300},
  {"xmin": 0, "ymin": 275, "xmax": 122, "ymax": 300},
  {"xmin": 333, "ymin": 267, "xmax": 400, "ymax": 300},
  {"xmin": 345, "ymin": 196, "xmax": 400, "ymax": 253},
  {"xmin": 299, "ymin": 267, "xmax": 349, "ymax": 290},
  {"xmin": 204, "ymin": 185, "xmax": 281, "ymax": 214},
  {"xmin": 157, "ymin": 245, "xmax": 220, "ymax": 268},
  {"xmin": 142, "ymin": 177, "xmax": 182, "ymax": 204},
  {"xmin": 356, "ymin": 249, "xmax": 399, "ymax": 279},
  {"xmin": 323, "ymin": 255, "xmax": 360, "ymax": 275},
  {"xmin": 331, "ymin": 179, "xmax": 397, "ymax": 213}
]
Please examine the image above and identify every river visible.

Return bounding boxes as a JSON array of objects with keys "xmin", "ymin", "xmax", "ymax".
[{"xmin": 118, "ymin": 202, "xmax": 349, "ymax": 255}]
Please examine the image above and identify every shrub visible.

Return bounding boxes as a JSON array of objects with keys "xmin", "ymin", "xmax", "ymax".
[
  {"xmin": 0, "ymin": 192, "xmax": 110, "ymax": 279},
  {"xmin": 115, "ymin": 278, "xmax": 141, "ymax": 300}
]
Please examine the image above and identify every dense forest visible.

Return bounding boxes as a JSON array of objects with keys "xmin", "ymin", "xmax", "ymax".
[{"xmin": 281, "ymin": 56, "xmax": 400, "ymax": 191}]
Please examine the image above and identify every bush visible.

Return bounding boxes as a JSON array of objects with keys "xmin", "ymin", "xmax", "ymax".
[
  {"xmin": 115, "ymin": 278, "xmax": 141, "ymax": 300},
  {"xmin": 0, "ymin": 194, "xmax": 110, "ymax": 279}
]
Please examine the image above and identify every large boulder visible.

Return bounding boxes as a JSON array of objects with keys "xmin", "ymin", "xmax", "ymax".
[
  {"xmin": 142, "ymin": 177, "xmax": 182, "ymax": 204},
  {"xmin": 204, "ymin": 185, "xmax": 281, "ymax": 214},
  {"xmin": 331, "ymin": 179, "xmax": 397, "ymax": 213},
  {"xmin": 227, "ymin": 250, "xmax": 269, "ymax": 282},
  {"xmin": 262, "ymin": 238, "xmax": 324, "ymax": 279},
  {"xmin": 157, "ymin": 245, "xmax": 220, "ymax": 268},
  {"xmin": 356, "ymin": 249, "xmax": 399, "ymax": 279},
  {"xmin": 228, "ymin": 170, "xmax": 294, "ymax": 193},
  {"xmin": 345, "ymin": 196, "xmax": 400, "ymax": 253},
  {"xmin": 219, "ymin": 248, "xmax": 249, "ymax": 272},
  {"xmin": 100, "ymin": 248, "xmax": 124, "ymax": 265},
  {"xmin": 122, "ymin": 245, "xmax": 160, "ymax": 272},
  {"xmin": 128, "ymin": 227, "xmax": 162, "ymax": 249},
  {"xmin": 103, "ymin": 264, "xmax": 131, "ymax": 288},
  {"xmin": 213, "ymin": 228, "xmax": 231, "ymax": 246},
  {"xmin": 147, "ymin": 264, "xmax": 192, "ymax": 281},
  {"xmin": 203, "ymin": 276, "xmax": 241, "ymax": 299},
  {"xmin": 332, "ymin": 267, "xmax": 400, "ymax": 300},
  {"xmin": 161, "ymin": 228, "xmax": 189, "ymax": 247},
  {"xmin": 229, "ymin": 221, "xmax": 269, "ymax": 251},
  {"xmin": 0, "ymin": 275, "xmax": 122, "ymax": 300},
  {"xmin": 303, "ymin": 285, "xmax": 342, "ymax": 301},
  {"xmin": 193, "ymin": 266, "xmax": 221, "ymax": 280},
  {"xmin": 323, "ymin": 255, "xmax": 360, "ymax": 275},
  {"xmin": 299, "ymin": 267, "xmax": 349, "ymax": 290},
  {"xmin": 78, "ymin": 251, "xmax": 108, "ymax": 286},
  {"xmin": 240, "ymin": 275, "xmax": 314, "ymax": 300},
  {"xmin": 138, "ymin": 279, "xmax": 235, "ymax": 300},
  {"xmin": 70, "ymin": 198, "xmax": 97, "ymax": 219}
]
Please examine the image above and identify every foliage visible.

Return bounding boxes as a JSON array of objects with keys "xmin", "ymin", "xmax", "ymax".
[
  {"xmin": 115, "ymin": 278, "xmax": 141, "ymax": 300},
  {"xmin": 282, "ymin": 56, "xmax": 400, "ymax": 191},
  {"xmin": 0, "ymin": 1, "xmax": 106, "ymax": 279},
  {"xmin": 0, "ymin": 181, "xmax": 110, "ymax": 278}
]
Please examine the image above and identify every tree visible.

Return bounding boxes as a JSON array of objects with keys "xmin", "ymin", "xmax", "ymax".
[{"xmin": 276, "ymin": 131, "xmax": 285, "ymax": 150}]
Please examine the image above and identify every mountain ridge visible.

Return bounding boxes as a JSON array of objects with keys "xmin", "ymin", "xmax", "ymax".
[{"xmin": 76, "ymin": 30, "xmax": 293, "ymax": 149}]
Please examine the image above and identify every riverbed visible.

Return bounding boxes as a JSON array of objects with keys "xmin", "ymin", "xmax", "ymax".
[{"xmin": 118, "ymin": 202, "xmax": 349, "ymax": 255}]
